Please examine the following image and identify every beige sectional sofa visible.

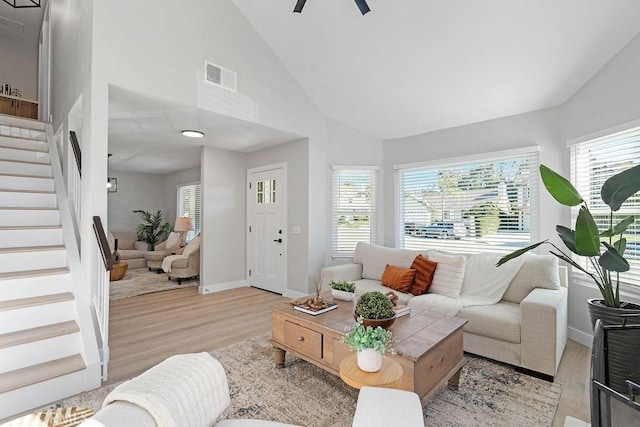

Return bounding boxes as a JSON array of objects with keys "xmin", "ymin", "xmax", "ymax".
[
  {"xmin": 110, "ymin": 231, "xmax": 170, "ymax": 269},
  {"xmin": 320, "ymin": 242, "xmax": 568, "ymax": 379}
]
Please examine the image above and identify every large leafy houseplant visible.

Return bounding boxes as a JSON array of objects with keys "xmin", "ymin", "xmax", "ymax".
[
  {"xmin": 498, "ymin": 164, "xmax": 640, "ymax": 309},
  {"xmin": 133, "ymin": 209, "xmax": 171, "ymax": 250}
]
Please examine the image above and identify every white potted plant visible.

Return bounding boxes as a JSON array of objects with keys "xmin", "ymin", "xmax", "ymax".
[
  {"xmin": 341, "ymin": 319, "xmax": 394, "ymax": 372},
  {"xmin": 330, "ymin": 280, "xmax": 356, "ymax": 301}
]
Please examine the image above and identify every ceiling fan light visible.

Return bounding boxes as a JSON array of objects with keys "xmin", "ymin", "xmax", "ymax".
[{"xmin": 181, "ymin": 130, "xmax": 205, "ymax": 138}]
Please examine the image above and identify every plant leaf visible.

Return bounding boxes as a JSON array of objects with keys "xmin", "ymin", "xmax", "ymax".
[
  {"xmin": 540, "ymin": 164, "xmax": 584, "ymax": 206},
  {"xmin": 556, "ymin": 225, "xmax": 577, "ymax": 253},
  {"xmin": 496, "ymin": 241, "xmax": 546, "ymax": 266},
  {"xmin": 599, "ymin": 242, "xmax": 630, "ymax": 272},
  {"xmin": 600, "ymin": 216, "xmax": 636, "ymax": 237},
  {"xmin": 574, "ymin": 206, "xmax": 600, "ymax": 256},
  {"xmin": 613, "ymin": 238, "xmax": 627, "ymax": 256},
  {"xmin": 601, "ymin": 164, "xmax": 640, "ymax": 212}
]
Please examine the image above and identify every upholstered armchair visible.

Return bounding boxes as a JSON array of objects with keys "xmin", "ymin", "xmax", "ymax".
[
  {"xmin": 145, "ymin": 232, "xmax": 183, "ymax": 272},
  {"xmin": 161, "ymin": 235, "xmax": 200, "ymax": 285}
]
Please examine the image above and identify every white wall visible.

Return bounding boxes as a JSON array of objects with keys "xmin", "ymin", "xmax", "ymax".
[
  {"xmin": 0, "ymin": 36, "xmax": 38, "ymax": 100},
  {"xmin": 163, "ymin": 167, "xmax": 201, "ymax": 228},
  {"xmin": 247, "ymin": 139, "xmax": 309, "ymax": 295},
  {"xmin": 106, "ymin": 171, "xmax": 165, "ymax": 232},
  {"xmin": 201, "ymin": 147, "xmax": 247, "ymax": 287}
]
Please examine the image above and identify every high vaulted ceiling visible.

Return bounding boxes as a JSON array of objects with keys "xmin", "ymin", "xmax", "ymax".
[
  {"xmin": 0, "ymin": 0, "xmax": 46, "ymax": 43},
  {"xmin": 233, "ymin": 0, "xmax": 640, "ymax": 140}
]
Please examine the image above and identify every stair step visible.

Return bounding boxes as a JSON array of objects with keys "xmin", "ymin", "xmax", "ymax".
[
  {"xmin": 0, "ymin": 116, "xmax": 46, "ymax": 132},
  {"xmin": 0, "ymin": 147, "xmax": 50, "ymax": 164},
  {"xmin": 0, "ymin": 208, "xmax": 60, "ymax": 226},
  {"xmin": 0, "ymin": 226, "xmax": 63, "ymax": 248},
  {"xmin": 0, "ymin": 174, "xmax": 54, "ymax": 192},
  {"xmin": 0, "ymin": 190, "xmax": 57, "ymax": 208},
  {"xmin": 0, "ymin": 292, "xmax": 74, "ymax": 312},
  {"xmin": 0, "ymin": 135, "xmax": 48, "ymax": 151},
  {"xmin": 0, "ymin": 354, "xmax": 85, "ymax": 394},
  {"xmin": 0, "ymin": 159, "xmax": 51, "ymax": 177},
  {"xmin": 0, "ymin": 321, "xmax": 78, "ymax": 350},
  {"xmin": 0, "ymin": 246, "xmax": 67, "ymax": 274},
  {"xmin": 0, "ymin": 268, "xmax": 70, "ymax": 301}
]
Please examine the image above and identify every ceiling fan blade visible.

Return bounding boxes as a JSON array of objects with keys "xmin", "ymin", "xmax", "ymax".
[
  {"xmin": 354, "ymin": 0, "xmax": 370, "ymax": 15},
  {"xmin": 293, "ymin": 0, "xmax": 307, "ymax": 13}
]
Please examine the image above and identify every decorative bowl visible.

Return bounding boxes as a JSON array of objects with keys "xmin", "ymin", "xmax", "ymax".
[
  {"xmin": 332, "ymin": 289, "xmax": 355, "ymax": 301},
  {"xmin": 353, "ymin": 312, "xmax": 396, "ymax": 329}
]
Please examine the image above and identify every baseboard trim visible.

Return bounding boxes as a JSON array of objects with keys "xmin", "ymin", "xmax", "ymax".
[
  {"xmin": 283, "ymin": 289, "xmax": 308, "ymax": 299},
  {"xmin": 568, "ymin": 326, "xmax": 593, "ymax": 348},
  {"xmin": 200, "ymin": 280, "xmax": 248, "ymax": 295}
]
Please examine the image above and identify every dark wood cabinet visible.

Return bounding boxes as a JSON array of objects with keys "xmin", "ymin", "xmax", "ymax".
[{"xmin": 0, "ymin": 95, "xmax": 38, "ymax": 119}]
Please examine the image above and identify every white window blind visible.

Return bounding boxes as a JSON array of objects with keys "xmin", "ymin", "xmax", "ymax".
[
  {"xmin": 571, "ymin": 126, "xmax": 640, "ymax": 288},
  {"xmin": 395, "ymin": 148, "xmax": 539, "ymax": 254},
  {"xmin": 331, "ymin": 167, "xmax": 378, "ymax": 258},
  {"xmin": 177, "ymin": 183, "xmax": 201, "ymax": 241}
]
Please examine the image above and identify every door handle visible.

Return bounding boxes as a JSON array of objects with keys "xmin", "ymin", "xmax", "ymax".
[{"xmin": 273, "ymin": 238, "xmax": 282, "ymax": 243}]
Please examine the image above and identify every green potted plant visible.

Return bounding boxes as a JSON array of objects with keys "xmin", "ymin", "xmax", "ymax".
[
  {"xmin": 133, "ymin": 209, "xmax": 171, "ymax": 251},
  {"xmin": 329, "ymin": 280, "xmax": 356, "ymax": 301},
  {"xmin": 341, "ymin": 319, "xmax": 394, "ymax": 372},
  {"xmin": 354, "ymin": 291, "xmax": 396, "ymax": 329},
  {"xmin": 498, "ymin": 164, "xmax": 640, "ymax": 393}
]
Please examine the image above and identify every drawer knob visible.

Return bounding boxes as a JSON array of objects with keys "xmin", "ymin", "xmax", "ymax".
[{"xmin": 297, "ymin": 336, "xmax": 304, "ymax": 341}]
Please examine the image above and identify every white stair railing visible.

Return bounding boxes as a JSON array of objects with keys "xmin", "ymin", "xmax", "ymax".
[{"xmin": 92, "ymin": 215, "xmax": 112, "ymax": 381}]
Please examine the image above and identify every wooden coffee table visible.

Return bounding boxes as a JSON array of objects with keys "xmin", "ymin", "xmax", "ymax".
[{"xmin": 271, "ymin": 293, "xmax": 467, "ymax": 402}]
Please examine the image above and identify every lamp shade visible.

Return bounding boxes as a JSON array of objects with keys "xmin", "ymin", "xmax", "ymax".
[{"xmin": 174, "ymin": 217, "xmax": 195, "ymax": 232}]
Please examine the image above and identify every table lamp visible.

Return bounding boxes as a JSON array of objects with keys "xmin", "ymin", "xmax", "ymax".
[{"xmin": 174, "ymin": 217, "xmax": 195, "ymax": 245}]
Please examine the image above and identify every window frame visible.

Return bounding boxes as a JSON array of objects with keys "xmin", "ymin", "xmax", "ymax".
[
  {"xmin": 176, "ymin": 182, "xmax": 201, "ymax": 242},
  {"xmin": 394, "ymin": 146, "xmax": 540, "ymax": 254},
  {"xmin": 331, "ymin": 166, "xmax": 379, "ymax": 259}
]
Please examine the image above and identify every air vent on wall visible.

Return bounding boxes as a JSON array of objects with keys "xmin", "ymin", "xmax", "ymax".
[
  {"xmin": 205, "ymin": 61, "xmax": 237, "ymax": 92},
  {"xmin": 0, "ymin": 15, "xmax": 24, "ymax": 33}
]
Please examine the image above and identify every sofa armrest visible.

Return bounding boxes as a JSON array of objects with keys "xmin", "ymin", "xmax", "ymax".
[
  {"xmin": 520, "ymin": 287, "xmax": 568, "ymax": 377},
  {"xmin": 320, "ymin": 263, "xmax": 363, "ymax": 287}
]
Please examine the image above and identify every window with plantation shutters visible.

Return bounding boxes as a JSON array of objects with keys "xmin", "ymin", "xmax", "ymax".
[
  {"xmin": 395, "ymin": 147, "xmax": 540, "ymax": 254},
  {"xmin": 331, "ymin": 167, "xmax": 378, "ymax": 258},
  {"xmin": 571, "ymin": 126, "xmax": 640, "ymax": 289},
  {"xmin": 177, "ymin": 183, "xmax": 201, "ymax": 241}
]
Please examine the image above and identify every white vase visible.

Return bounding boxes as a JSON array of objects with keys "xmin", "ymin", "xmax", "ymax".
[
  {"xmin": 357, "ymin": 348, "xmax": 383, "ymax": 372},
  {"xmin": 332, "ymin": 289, "xmax": 354, "ymax": 301}
]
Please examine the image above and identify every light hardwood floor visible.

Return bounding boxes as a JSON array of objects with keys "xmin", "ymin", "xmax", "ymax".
[{"xmin": 108, "ymin": 286, "xmax": 591, "ymax": 425}]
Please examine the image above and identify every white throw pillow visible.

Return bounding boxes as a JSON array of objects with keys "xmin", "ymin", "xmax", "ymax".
[
  {"xmin": 502, "ymin": 254, "xmax": 560, "ymax": 303},
  {"xmin": 183, "ymin": 235, "xmax": 201, "ymax": 257},
  {"xmin": 165, "ymin": 232, "xmax": 182, "ymax": 251},
  {"xmin": 353, "ymin": 242, "xmax": 426, "ymax": 281},
  {"xmin": 428, "ymin": 251, "xmax": 466, "ymax": 298}
]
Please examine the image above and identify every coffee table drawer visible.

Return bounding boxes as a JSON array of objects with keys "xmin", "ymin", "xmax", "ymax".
[{"xmin": 284, "ymin": 321, "xmax": 322, "ymax": 359}]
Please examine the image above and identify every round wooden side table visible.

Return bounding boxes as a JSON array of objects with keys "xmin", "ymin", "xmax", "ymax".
[
  {"xmin": 110, "ymin": 262, "xmax": 128, "ymax": 281},
  {"xmin": 339, "ymin": 354, "xmax": 403, "ymax": 390}
]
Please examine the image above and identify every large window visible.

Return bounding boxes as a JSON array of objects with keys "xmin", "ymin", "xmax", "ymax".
[
  {"xmin": 177, "ymin": 183, "xmax": 201, "ymax": 241},
  {"xmin": 395, "ymin": 147, "xmax": 539, "ymax": 254},
  {"xmin": 571, "ymin": 126, "xmax": 640, "ymax": 288},
  {"xmin": 331, "ymin": 167, "xmax": 378, "ymax": 258}
]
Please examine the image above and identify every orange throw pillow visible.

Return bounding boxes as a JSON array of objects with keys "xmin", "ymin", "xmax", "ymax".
[
  {"xmin": 381, "ymin": 264, "xmax": 416, "ymax": 293},
  {"xmin": 409, "ymin": 254, "xmax": 438, "ymax": 295}
]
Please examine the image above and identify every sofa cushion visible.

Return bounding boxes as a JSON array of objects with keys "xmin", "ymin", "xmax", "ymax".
[
  {"xmin": 118, "ymin": 249, "xmax": 148, "ymax": 261},
  {"xmin": 353, "ymin": 242, "xmax": 425, "ymax": 281},
  {"xmin": 381, "ymin": 264, "xmax": 416, "ymax": 293},
  {"xmin": 354, "ymin": 279, "xmax": 415, "ymax": 305},
  {"xmin": 112, "ymin": 231, "xmax": 137, "ymax": 250},
  {"xmin": 409, "ymin": 255, "xmax": 437, "ymax": 295},
  {"xmin": 502, "ymin": 254, "xmax": 560, "ymax": 303},
  {"xmin": 428, "ymin": 251, "xmax": 466, "ymax": 298},
  {"xmin": 458, "ymin": 301, "xmax": 521, "ymax": 344}
]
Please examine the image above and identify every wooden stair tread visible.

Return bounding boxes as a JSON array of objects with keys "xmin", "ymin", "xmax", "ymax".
[
  {"xmin": 0, "ymin": 321, "xmax": 79, "ymax": 349},
  {"xmin": 0, "ymin": 292, "xmax": 74, "ymax": 311},
  {"xmin": 0, "ymin": 267, "xmax": 69, "ymax": 281},
  {"xmin": 0, "ymin": 354, "xmax": 85, "ymax": 394},
  {"xmin": 0, "ymin": 157, "xmax": 49, "ymax": 166},
  {"xmin": 0, "ymin": 225, "xmax": 62, "ymax": 231},
  {"xmin": 0, "ymin": 144, "xmax": 48, "ymax": 153},
  {"xmin": 0, "ymin": 245, "xmax": 65, "ymax": 254}
]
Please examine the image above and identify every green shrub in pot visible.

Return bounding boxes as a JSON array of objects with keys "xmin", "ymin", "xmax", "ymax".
[{"xmin": 355, "ymin": 291, "xmax": 395, "ymax": 319}]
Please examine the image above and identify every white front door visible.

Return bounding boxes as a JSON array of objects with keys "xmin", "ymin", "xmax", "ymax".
[{"xmin": 248, "ymin": 166, "xmax": 286, "ymax": 294}]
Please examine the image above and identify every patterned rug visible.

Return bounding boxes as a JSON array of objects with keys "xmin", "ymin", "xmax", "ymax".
[
  {"xmin": 109, "ymin": 268, "xmax": 198, "ymax": 300},
  {"xmin": 41, "ymin": 334, "xmax": 562, "ymax": 426}
]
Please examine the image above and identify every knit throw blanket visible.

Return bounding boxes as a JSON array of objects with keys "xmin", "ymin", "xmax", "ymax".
[
  {"xmin": 103, "ymin": 353, "xmax": 231, "ymax": 427},
  {"xmin": 161, "ymin": 254, "xmax": 187, "ymax": 273}
]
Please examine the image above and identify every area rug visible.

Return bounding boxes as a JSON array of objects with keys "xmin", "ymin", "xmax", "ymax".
[
  {"xmin": 44, "ymin": 334, "xmax": 562, "ymax": 426},
  {"xmin": 109, "ymin": 268, "xmax": 198, "ymax": 300}
]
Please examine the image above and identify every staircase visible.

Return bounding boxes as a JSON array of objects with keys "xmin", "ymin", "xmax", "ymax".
[{"xmin": 0, "ymin": 116, "xmax": 97, "ymax": 420}]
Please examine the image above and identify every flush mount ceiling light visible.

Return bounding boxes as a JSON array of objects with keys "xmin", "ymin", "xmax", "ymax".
[
  {"xmin": 2, "ymin": 0, "xmax": 41, "ymax": 8},
  {"xmin": 293, "ymin": 0, "xmax": 370, "ymax": 15},
  {"xmin": 181, "ymin": 130, "xmax": 205, "ymax": 138}
]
